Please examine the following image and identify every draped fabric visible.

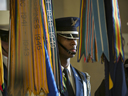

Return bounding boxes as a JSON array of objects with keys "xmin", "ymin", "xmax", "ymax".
[
  {"xmin": 78, "ymin": 0, "xmax": 109, "ymax": 62},
  {"xmin": 44, "ymin": 43, "xmax": 58, "ymax": 96},
  {"xmin": 105, "ymin": 58, "xmax": 128, "ymax": 96},
  {"xmin": 8, "ymin": 0, "xmax": 58, "ymax": 95},
  {"xmin": 104, "ymin": 0, "xmax": 127, "ymax": 96},
  {"xmin": 78, "ymin": 0, "xmax": 127, "ymax": 95},
  {"xmin": 44, "ymin": 0, "xmax": 63, "ymax": 93},
  {"xmin": 111, "ymin": 0, "xmax": 124, "ymax": 62},
  {"xmin": 0, "ymin": 38, "xmax": 4, "ymax": 91},
  {"xmin": 41, "ymin": 0, "xmax": 53, "ymax": 69}
]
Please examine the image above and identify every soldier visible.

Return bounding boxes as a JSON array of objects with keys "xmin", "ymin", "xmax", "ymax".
[
  {"xmin": 0, "ymin": 10, "xmax": 10, "ymax": 96},
  {"xmin": 55, "ymin": 17, "xmax": 91, "ymax": 96}
]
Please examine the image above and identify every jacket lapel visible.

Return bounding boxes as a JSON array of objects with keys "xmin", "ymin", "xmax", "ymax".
[{"xmin": 70, "ymin": 65, "xmax": 83, "ymax": 96}]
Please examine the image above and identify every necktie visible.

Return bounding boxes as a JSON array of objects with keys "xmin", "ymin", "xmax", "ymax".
[{"xmin": 63, "ymin": 68, "xmax": 75, "ymax": 96}]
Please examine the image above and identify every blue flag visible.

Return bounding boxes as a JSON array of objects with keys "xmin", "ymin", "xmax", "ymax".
[
  {"xmin": 104, "ymin": 0, "xmax": 128, "ymax": 95},
  {"xmin": 44, "ymin": 43, "xmax": 59, "ymax": 96},
  {"xmin": 105, "ymin": 58, "xmax": 128, "ymax": 96}
]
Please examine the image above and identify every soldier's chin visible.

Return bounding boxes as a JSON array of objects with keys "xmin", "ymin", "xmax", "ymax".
[
  {"xmin": 69, "ymin": 52, "xmax": 76, "ymax": 58},
  {"xmin": 71, "ymin": 52, "xmax": 76, "ymax": 55}
]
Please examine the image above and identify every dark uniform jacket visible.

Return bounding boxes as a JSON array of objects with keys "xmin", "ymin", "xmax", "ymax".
[
  {"xmin": 61, "ymin": 64, "xmax": 91, "ymax": 96},
  {"xmin": 2, "ymin": 64, "xmax": 7, "ymax": 96}
]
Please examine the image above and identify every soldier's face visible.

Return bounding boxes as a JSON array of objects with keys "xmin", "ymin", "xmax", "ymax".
[
  {"xmin": 1, "ymin": 40, "xmax": 9, "ymax": 57},
  {"xmin": 57, "ymin": 35, "xmax": 77, "ymax": 59}
]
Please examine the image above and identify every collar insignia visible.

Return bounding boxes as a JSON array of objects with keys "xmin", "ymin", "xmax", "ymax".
[{"xmin": 75, "ymin": 74, "xmax": 78, "ymax": 77}]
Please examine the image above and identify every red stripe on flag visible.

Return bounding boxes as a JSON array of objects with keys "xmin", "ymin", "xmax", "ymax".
[
  {"xmin": 113, "ymin": 0, "xmax": 121, "ymax": 55},
  {"xmin": 0, "ymin": 85, "xmax": 3, "ymax": 92}
]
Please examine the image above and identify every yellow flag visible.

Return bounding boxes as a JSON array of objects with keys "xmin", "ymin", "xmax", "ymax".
[
  {"xmin": 0, "ymin": 38, "xmax": 4, "ymax": 91},
  {"xmin": 9, "ymin": 0, "xmax": 49, "ymax": 95},
  {"xmin": 109, "ymin": 73, "xmax": 113, "ymax": 90}
]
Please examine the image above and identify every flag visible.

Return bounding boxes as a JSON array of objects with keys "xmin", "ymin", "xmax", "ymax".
[
  {"xmin": 105, "ymin": 58, "xmax": 128, "ymax": 96},
  {"xmin": 44, "ymin": 43, "xmax": 59, "ymax": 96},
  {"xmin": 0, "ymin": 38, "xmax": 4, "ymax": 92},
  {"xmin": 8, "ymin": 0, "xmax": 59, "ymax": 95},
  {"xmin": 44, "ymin": 0, "xmax": 63, "ymax": 93},
  {"xmin": 104, "ymin": 0, "xmax": 127, "ymax": 95},
  {"xmin": 78, "ymin": 0, "xmax": 109, "ymax": 62}
]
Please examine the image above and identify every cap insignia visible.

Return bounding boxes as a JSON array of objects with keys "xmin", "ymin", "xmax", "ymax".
[{"xmin": 71, "ymin": 18, "xmax": 78, "ymax": 26}]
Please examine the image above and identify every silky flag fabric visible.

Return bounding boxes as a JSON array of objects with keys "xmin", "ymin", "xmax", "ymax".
[
  {"xmin": 40, "ymin": 0, "xmax": 53, "ymax": 70},
  {"xmin": 78, "ymin": 0, "xmax": 109, "ymax": 62},
  {"xmin": 104, "ymin": 0, "xmax": 127, "ymax": 96},
  {"xmin": 0, "ymin": 38, "xmax": 4, "ymax": 91},
  {"xmin": 31, "ymin": 0, "xmax": 49, "ymax": 94},
  {"xmin": 92, "ymin": 0, "xmax": 109, "ymax": 61},
  {"xmin": 105, "ymin": 58, "xmax": 128, "ymax": 96},
  {"xmin": 78, "ymin": 0, "xmax": 96, "ymax": 62},
  {"xmin": 8, "ymin": 0, "xmax": 59, "ymax": 95},
  {"xmin": 44, "ymin": 43, "xmax": 59, "ymax": 96},
  {"xmin": 112, "ymin": 0, "xmax": 124, "ymax": 61},
  {"xmin": 45, "ymin": 0, "xmax": 63, "ymax": 93},
  {"xmin": 8, "ymin": 0, "xmax": 16, "ymax": 95},
  {"xmin": 78, "ymin": 0, "xmax": 87, "ymax": 62}
]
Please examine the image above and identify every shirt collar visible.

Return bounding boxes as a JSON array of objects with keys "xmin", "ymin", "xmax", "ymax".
[{"xmin": 61, "ymin": 64, "xmax": 71, "ymax": 76}]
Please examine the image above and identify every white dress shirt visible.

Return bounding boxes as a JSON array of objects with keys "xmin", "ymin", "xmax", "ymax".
[{"xmin": 3, "ymin": 55, "xmax": 8, "ymax": 67}]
